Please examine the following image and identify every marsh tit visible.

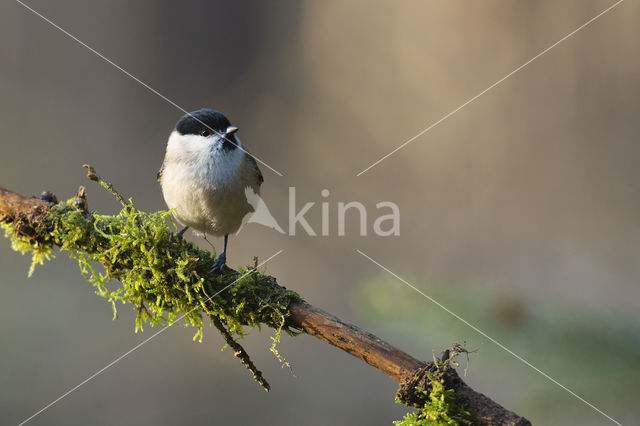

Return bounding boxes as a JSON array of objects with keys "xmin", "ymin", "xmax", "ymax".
[{"xmin": 158, "ymin": 108, "xmax": 263, "ymax": 271}]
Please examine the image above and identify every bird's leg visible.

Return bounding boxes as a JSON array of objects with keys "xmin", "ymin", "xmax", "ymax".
[
  {"xmin": 175, "ymin": 226, "xmax": 189, "ymax": 240},
  {"xmin": 210, "ymin": 234, "xmax": 228, "ymax": 272}
]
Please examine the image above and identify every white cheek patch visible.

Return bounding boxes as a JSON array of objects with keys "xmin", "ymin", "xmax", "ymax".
[
  {"xmin": 165, "ymin": 130, "xmax": 245, "ymax": 188},
  {"xmin": 166, "ymin": 131, "xmax": 209, "ymax": 158}
]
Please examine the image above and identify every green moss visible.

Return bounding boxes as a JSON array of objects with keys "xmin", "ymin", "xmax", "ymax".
[
  {"xmin": 1, "ymin": 180, "xmax": 301, "ymax": 390},
  {"xmin": 1, "ymin": 222, "xmax": 54, "ymax": 277},
  {"xmin": 394, "ymin": 352, "xmax": 471, "ymax": 426}
]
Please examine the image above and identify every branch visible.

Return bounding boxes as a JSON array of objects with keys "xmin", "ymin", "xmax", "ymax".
[{"xmin": 0, "ymin": 184, "xmax": 530, "ymax": 425}]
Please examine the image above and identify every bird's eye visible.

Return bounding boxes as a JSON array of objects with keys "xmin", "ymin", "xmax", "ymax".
[{"xmin": 200, "ymin": 129, "xmax": 211, "ymax": 137}]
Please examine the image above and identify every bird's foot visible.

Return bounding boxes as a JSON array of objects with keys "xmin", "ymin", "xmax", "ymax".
[{"xmin": 209, "ymin": 253, "xmax": 227, "ymax": 273}]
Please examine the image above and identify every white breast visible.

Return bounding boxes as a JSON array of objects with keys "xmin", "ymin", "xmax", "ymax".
[{"xmin": 160, "ymin": 131, "xmax": 255, "ymax": 236}]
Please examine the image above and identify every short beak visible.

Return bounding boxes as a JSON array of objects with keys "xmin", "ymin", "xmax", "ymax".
[{"xmin": 225, "ymin": 126, "xmax": 239, "ymax": 135}]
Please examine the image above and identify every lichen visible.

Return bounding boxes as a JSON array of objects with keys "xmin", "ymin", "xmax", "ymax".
[
  {"xmin": 394, "ymin": 348, "xmax": 472, "ymax": 426},
  {"xmin": 1, "ymin": 176, "xmax": 301, "ymax": 391}
]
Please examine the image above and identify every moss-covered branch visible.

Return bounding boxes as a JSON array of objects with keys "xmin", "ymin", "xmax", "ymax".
[
  {"xmin": 0, "ymin": 176, "xmax": 298, "ymax": 392},
  {"xmin": 0, "ymin": 175, "xmax": 531, "ymax": 425}
]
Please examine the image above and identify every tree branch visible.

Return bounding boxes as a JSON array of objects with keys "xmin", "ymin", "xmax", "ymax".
[
  {"xmin": 288, "ymin": 301, "xmax": 421, "ymax": 383},
  {"xmin": 0, "ymin": 185, "xmax": 531, "ymax": 425}
]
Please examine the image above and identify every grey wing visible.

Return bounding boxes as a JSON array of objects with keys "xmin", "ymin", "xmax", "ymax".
[
  {"xmin": 156, "ymin": 162, "xmax": 165, "ymax": 182},
  {"xmin": 246, "ymin": 153, "xmax": 264, "ymax": 185}
]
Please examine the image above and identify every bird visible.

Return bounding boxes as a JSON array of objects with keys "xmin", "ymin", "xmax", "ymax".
[{"xmin": 157, "ymin": 108, "xmax": 263, "ymax": 271}]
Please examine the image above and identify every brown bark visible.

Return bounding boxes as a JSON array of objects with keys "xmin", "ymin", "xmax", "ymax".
[
  {"xmin": 0, "ymin": 188, "xmax": 51, "ymax": 239},
  {"xmin": 0, "ymin": 186, "xmax": 531, "ymax": 425},
  {"xmin": 288, "ymin": 301, "xmax": 422, "ymax": 383},
  {"xmin": 288, "ymin": 301, "xmax": 530, "ymax": 425}
]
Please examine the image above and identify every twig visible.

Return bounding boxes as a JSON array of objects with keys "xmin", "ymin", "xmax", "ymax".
[
  {"xmin": 82, "ymin": 164, "xmax": 128, "ymax": 207},
  {"xmin": 199, "ymin": 283, "xmax": 270, "ymax": 391},
  {"xmin": 210, "ymin": 314, "xmax": 270, "ymax": 391}
]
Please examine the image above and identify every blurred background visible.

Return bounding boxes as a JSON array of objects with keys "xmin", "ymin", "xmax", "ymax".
[{"xmin": 1, "ymin": 0, "xmax": 638, "ymax": 424}]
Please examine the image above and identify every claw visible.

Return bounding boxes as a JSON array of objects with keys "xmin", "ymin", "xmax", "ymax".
[
  {"xmin": 209, "ymin": 234, "xmax": 228, "ymax": 273},
  {"xmin": 209, "ymin": 253, "xmax": 227, "ymax": 272}
]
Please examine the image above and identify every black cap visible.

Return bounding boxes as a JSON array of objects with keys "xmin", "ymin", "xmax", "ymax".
[{"xmin": 175, "ymin": 109, "xmax": 231, "ymax": 136}]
